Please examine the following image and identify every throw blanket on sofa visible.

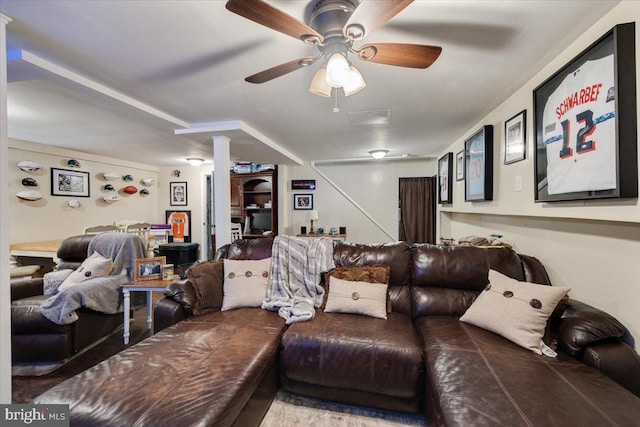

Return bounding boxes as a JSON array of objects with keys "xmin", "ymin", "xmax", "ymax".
[
  {"xmin": 39, "ymin": 233, "xmax": 146, "ymax": 325},
  {"xmin": 262, "ymin": 235, "xmax": 335, "ymax": 324}
]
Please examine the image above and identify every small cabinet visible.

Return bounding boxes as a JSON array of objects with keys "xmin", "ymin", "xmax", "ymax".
[{"xmin": 230, "ymin": 168, "xmax": 277, "ymax": 237}]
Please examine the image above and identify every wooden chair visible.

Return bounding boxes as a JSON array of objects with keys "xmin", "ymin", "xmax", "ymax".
[{"xmin": 125, "ymin": 223, "xmax": 153, "ymax": 256}]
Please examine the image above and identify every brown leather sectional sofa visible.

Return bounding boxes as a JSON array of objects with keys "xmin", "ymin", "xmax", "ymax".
[{"xmin": 36, "ymin": 238, "xmax": 640, "ymax": 426}]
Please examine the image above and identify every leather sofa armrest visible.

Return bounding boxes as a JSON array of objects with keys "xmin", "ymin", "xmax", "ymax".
[
  {"xmin": 11, "ymin": 278, "xmax": 44, "ymax": 301},
  {"xmin": 557, "ymin": 299, "xmax": 627, "ymax": 356},
  {"xmin": 153, "ymin": 298, "xmax": 188, "ymax": 333},
  {"xmin": 582, "ymin": 341, "xmax": 640, "ymax": 397}
]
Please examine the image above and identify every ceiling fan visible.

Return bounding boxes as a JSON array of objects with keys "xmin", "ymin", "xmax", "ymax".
[{"xmin": 226, "ymin": 0, "xmax": 442, "ymax": 97}]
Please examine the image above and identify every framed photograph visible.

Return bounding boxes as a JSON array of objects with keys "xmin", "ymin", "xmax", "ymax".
[
  {"xmin": 170, "ymin": 182, "xmax": 187, "ymax": 206},
  {"xmin": 534, "ymin": 23, "xmax": 637, "ymax": 202},
  {"xmin": 291, "ymin": 179, "xmax": 316, "ymax": 190},
  {"xmin": 51, "ymin": 168, "xmax": 90, "ymax": 197},
  {"xmin": 293, "ymin": 194, "xmax": 313, "ymax": 210},
  {"xmin": 504, "ymin": 110, "xmax": 527, "ymax": 164},
  {"xmin": 465, "ymin": 125, "xmax": 494, "ymax": 202},
  {"xmin": 134, "ymin": 256, "xmax": 166, "ymax": 282},
  {"xmin": 166, "ymin": 210, "xmax": 191, "ymax": 243},
  {"xmin": 456, "ymin": 150, "xmax": 464, "ymax": 181},
  {"xmin": 438, "ymin": 152, "xmax": 453, "ymax": 204}
]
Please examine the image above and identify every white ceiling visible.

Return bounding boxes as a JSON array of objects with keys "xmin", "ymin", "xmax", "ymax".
[{"xmin": 1, "ymin": 0, "xmax": 620, "ymax": 167}]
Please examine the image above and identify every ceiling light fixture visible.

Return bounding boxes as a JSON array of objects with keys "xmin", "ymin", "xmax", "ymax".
[
  {"xmin": 309, "ymin": 45, "xmax": 366, "ymax": 98},
  {"xmin": 369, "ymin": 150, "xmax": 389, "ymax": 160},
  {"xmin": 186, "ymin": 157, "xmax": 204, "ymax": 167}
]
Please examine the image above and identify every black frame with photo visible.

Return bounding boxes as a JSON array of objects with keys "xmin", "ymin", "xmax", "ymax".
[
  {"xmin": 51, "ymin": 168, "xmax": 90, "ymax": 197},
  {"xmin": 464, "ymin": 125, "xmax": 494, "ymax": 202},
  {"xmin": 533, "ymin": 23, "xmax": 637, "ymax": 202},
  {"xmin": 169, "ymin": 181, "xmax": 188, "ymax": 206},
  {"xmin": 293, "ymin": 194, "xmax": 313, "ymax": 210},
  {"xmin": 438, "ymin": 152, "xmax": 453, "ymax": 204},
  {"xmin": 456, "ymin": 150, "xmax": 464, "ymax": 181},
  {"xmin": 504, "ymin": 109, "xmax": 527, "ymax": 164}
]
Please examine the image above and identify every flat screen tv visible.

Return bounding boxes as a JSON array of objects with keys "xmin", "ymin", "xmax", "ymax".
[{"xmin": 250, "ymin": 212, "xmax": 271, "ymax": 232}]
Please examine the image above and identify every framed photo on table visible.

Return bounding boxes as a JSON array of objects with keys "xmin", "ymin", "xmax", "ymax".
[
  {"xmin": 170, "ymin": 182, "xmax": 187, "ymax": 206},
  {"xmin": 533, "ymin": 23, "xmax": 637, "ymax": 202},
  {"xmin": 504, "ymin": 110, "xmax": 526, "ymax": 164},
  {"xmin": 465, "ymin": 125, "xmax": 494, "ymax": 202},
  {"xmin": 438, "ymin": 152, "xmax": 453, "ymax": 204},
  {"xmin": 133, "ymin": 256, "xmax": 165, "ymax": 282},
  {"xmin": 51, "ymin": 168, "xmax": 90, "ymax": 197},
  {"xmin": 293, "ymin": 194, "xmax": 313, "ymax": 210}
]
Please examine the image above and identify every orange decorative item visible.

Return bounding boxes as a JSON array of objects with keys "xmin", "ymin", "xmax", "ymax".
[{"xmin": 124, "ymin": 186, "xmax": 138, "ymax": 194}]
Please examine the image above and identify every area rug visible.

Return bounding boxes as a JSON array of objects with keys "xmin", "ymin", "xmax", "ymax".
[{"xmin": 260, "ymin": 391, "xmax": 426, "ymax": 427}]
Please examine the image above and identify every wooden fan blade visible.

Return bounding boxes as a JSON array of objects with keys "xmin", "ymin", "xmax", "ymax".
[
  {"xmin": 344, "ymin": 0, "xmax": 414, "ymax": 40},
  {"xmin": 358, "ymin": 43, "xmax": 442, "ymax": 68},
  {"xmin": 226, "ymin": 0, "xmax": 324, "ymax": 44},
  {"xmin": 245, "ymin": 56, "xmax": 318, "ymax": 84}
]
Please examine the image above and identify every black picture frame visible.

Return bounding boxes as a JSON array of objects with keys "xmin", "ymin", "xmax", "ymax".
[
  {"xmin": 438, "ymin": 152, "xmax": 453, "ymax": 204},
  {"xmin": 51, "ymin": 168, "xmax": 90, "ymax": 197},
  {"xmin": 165, "ymin": 210, "xmax": 191, "ymax": 243},
  {"xmin": 293, "ymin": 194, "xmax": 313, "ymax": 210},
  {"xmin": 464, "ymin": 125, "xmax": 494, "ymax": 202},
  {"xmin": 533, "ymin": 23, "xmax": 637, "ymax": 202},
  {"xmin": 456, "ymin": 150, "xmax": 464, "ymax": 181},
  {"xmin": 170, "ymin": 182, "xmax": 187, "ymax": 206},
  {"xmin": 291, "ymin": 179, "xmax": 316, "ymax": 190},
  {"xmin": 504, "ymin": 109, "xmax": 527, "ymax": 164}
]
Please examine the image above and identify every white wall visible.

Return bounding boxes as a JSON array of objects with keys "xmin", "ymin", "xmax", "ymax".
[
  {"xmin": 439, "ymin": 1, "xmax": 640, "ymax": 347},
  {"xmin": 9, "ymin": 139, "xmax": 160, "ymax": 242},
  {"xmin": 285, "ymin": 158, "xmax": 437, "ymax": 244}
]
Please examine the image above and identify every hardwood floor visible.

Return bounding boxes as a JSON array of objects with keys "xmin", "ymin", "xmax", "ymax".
[{"xmin": 12, "ymin": 296, "xmax": 161, "ymax": 403}]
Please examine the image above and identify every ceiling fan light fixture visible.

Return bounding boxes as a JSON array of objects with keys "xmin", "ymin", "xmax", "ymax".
[
  {"xmin": 343, "ymin": 65, "xmax": 366, "ymax": 96},
  {"xmin": 326, "ymin": 53, "xmax": 350, "ymax": 87},
  {"xmin": 369, "ymin": 149, "xmax": 389, "ymax": 160},
  {"xmin": 309, "ymin": 66, "xmax": 332, "ymax": 97},
  {"xmin": 186, "ymin": 157, "xmax": 204, "ymax": 167}
]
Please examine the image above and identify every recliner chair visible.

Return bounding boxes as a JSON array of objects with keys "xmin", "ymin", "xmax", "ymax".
[{"xmin": 11, "ymin": 235, "xmax": 128, "ymax": 364}]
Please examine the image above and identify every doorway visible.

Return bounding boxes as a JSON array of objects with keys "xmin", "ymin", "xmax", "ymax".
[{"xmin": 398, "ymin": 177, "xmax": 436, "ymax": 244}]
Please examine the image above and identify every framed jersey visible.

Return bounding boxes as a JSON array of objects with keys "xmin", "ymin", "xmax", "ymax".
[
  {"xmin": 533, "ymin": 23, "xmax": 637, "ymax": 202},
  {"xmin": 438, "ymin": 152, "xmax": 453, "ymax": 204},
  {"xmin": 464, "ymin": 125, "xmax": 494, "ymax": 202}
]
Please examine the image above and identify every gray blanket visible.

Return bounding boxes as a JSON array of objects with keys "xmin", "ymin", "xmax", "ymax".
[
  {"xmin": 39, "ymin": 233, "xmax": 147, "ymax": 325},
  {"xmin": 262, "ymin": 235, "xmax": 335, "ymax": 324}
]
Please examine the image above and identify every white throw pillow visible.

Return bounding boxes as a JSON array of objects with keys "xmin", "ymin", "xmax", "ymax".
[
  {"xmin": 324, "ymin": 276, "xmax": 388, "ymax": 320},
  {"xmin": 221, "ymin": 258, "xmax": 271, "ymax": 311},
  {"xmin": 459, "ymin": 269, "xmax": 570, "ymax": 355},
  {"xmin": 58, "ymin": 251, "xmax": 114, "ymax": 292},
  {"xmin": 43, "ymin": 269, "xmax": 74, "ymax": 295}
]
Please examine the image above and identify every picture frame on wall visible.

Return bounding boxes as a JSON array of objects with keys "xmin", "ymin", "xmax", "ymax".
[
  {"xmin": 533, "ymin": 23, "xmax": 637, "ymax": 202},
  {"xmin": 438, "ymin": 152, "xmax": 453, "ymax": 204},
  {"xmin": 465, "ymin": 125, "xmax": 494, "ymax": 202},
  {"xmin": 170, "ymin": 182, "xmax": 187, "ymax": 206},
  {"xmin": 456, "ymin": 150, "xmax": 464, "ymax": 181},
  {"xmin": 133, "ymin": 256, "xmax": 166, "ymax": 282},
  {"xmin": 504, "ymin": 109, "xmax": 527, "ymax": 164},
  {"xmin": 51, "ymin": 168, "xmax": 90, "ymax": 197},
  {"xmin": 166, "ymin": 210, "xmax": 191, "ymax": 243},
  {"xmin": 293, "ymin": 194, "xmax": 313, "ymax": 210}
]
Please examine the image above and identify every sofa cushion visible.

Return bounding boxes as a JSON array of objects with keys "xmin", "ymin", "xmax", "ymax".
[
  {"xmin": 280, "ymin": 310, "xmax": 423, "ymax": 400},
  {"xmin": 416, "ymin": 315, "xmax": 640, "ymax": 427},
  {"xmin": 323, "ymin": 265, "xmax": 391, "ymax": 310},
  {"xmin": 58, "ymin": 251, "xmax": 113, "ymax": 292},
  {"xmin": 324, "ymin": 277, "xmax": 388, "ymax": 319},
  {"xmin": 186, "ymin": 260, "xmax": 224, "ymax": 315},
  {"xmin": 459, "ymin": 269, "xmax": 570, "ymax": 354},
  {"xmin": 222, "ymin": 258, "xmax": 270, "ymax": 311}
]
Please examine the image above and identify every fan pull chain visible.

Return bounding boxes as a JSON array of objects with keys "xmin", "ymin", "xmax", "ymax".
[{"xmin": 333, "ymin": 89, "xmax": 340, "ymax": 114}]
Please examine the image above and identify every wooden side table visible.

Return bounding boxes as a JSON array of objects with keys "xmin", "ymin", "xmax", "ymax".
[{"xmin": 120, "ymin": 278, "xmax": 177, "ymax": 345}]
